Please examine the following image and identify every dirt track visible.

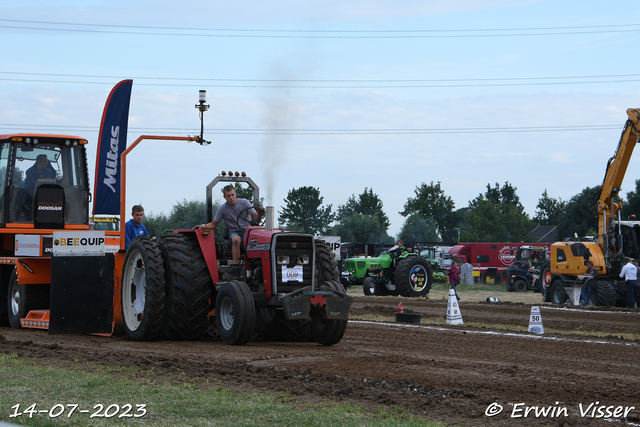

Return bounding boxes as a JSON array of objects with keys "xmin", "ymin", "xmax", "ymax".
[{"xmin": 2, "ymin": 295, "xmax": 640, "ymax": 426}]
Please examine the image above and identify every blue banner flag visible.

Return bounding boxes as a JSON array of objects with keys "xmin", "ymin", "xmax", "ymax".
[{"xmin": 92, "ymin": 80, "xmax": 133, "ymax": 215}]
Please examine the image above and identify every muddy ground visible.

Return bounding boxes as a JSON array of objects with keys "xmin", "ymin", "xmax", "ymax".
[{"xmin": 1, "ymin": 293, "xmax": 640, "ymax": 426}]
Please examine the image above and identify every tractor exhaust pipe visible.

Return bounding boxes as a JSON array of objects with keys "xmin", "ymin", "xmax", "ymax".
[{"xmin": 265, "ymin": 206, "xmax": 274, "ymax": 231}]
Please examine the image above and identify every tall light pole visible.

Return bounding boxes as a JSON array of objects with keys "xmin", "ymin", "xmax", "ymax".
[
  {"xmin": 195, "ymin": 90, "xmax": 210, "ymax": 145},
  {"xmin": 455, "ymin": 228, "xmax": 460, "ymax": 243}
]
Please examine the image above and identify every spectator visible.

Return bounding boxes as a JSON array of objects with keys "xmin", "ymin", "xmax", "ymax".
[
  {"xmin": 619, "ymin": 258, "xmax": 638, "ymax": 308},
  {"xmin": 580, "ymin": 260, "xmax": 598, "ymax": 306},
  {"xmin": 448, "ymin": 260, "xmax": 461, "ymax": 301},
  {"xmin": 125, "ymin": 204, "xmax": 149, "ymax": 249}
]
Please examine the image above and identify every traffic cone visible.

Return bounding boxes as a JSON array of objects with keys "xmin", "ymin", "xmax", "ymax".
[
  {"xmin": 528, "ymin": 306, "xmax": 544, "ymax": 334},
  {"xmin": 446, "ymin": 288, "xmax": 463, "ymax": 325}
]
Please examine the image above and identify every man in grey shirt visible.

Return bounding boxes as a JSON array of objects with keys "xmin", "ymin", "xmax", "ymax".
[{"xmin": 194, "ymin": 185, "xmax": 265, "ymax": 268}]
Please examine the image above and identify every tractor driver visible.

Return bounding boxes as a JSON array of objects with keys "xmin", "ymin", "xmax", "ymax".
[
  {"xmin": 194, "ymin": 185, "xmax": 265, "ymax": 272},
  {"xmin": 523, "ymin": 258, "xmax": 538, "ymax": 288},
  {"xmin": 14, "ymin": 154, "xmax": 55, "ymax": 220}
]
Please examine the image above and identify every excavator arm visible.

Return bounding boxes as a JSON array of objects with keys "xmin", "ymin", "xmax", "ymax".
[{"xmin": 597, "ymin": 108, "xmax": 640, "ymax": 267}]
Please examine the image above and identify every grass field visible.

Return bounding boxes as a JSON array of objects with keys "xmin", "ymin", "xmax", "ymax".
[
  {"xmin": 0, "ymin": 353, "xmax": 443, "ymax": 427},
  {"xmin": 348, "ymin": 281, "xmax": 548, "ymax": 305}
]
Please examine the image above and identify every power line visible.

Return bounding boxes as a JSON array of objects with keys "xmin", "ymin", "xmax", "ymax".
[
  {"xmin": 1, "ymin": 18, "xmax": 639, "ymax": 38},
  {"xmin": 0, "ymin": 75, "xmax": 637, "ymax": 89}
]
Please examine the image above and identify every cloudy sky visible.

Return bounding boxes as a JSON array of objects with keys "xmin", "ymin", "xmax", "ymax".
[{"xmin": 1, "ymin": 0, "xmax": 639, "ymax": 236}]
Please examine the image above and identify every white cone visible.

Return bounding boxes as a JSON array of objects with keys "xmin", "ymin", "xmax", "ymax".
[
  {"xmin": 528, "ymin": 306, "xmax": 544, "ymax": 334},
  {"xmin": 446, "ymin": 288, "xmax": 463, "ymax": 325}
]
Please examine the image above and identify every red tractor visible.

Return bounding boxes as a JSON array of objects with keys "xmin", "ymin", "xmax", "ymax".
[{"xmin": 121, "ymin": 172, "xmax": 353, "ymax": 345}]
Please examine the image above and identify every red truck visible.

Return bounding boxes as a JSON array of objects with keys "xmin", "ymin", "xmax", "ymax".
[{"xmin": 447, "ymin": 242, "xmax": 551, "ymax": 284}]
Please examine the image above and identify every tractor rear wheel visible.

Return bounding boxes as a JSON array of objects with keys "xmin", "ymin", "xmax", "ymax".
[
  {"xmin": 594, "ymin": 281, "xmax": 617, "ymax": 307},
  {"xmin": 7, "ymin": 271, "xmax": 49, "ymax": 329},
  {"xmin": 540, "ymin": 263, "xmax": 552, "ymax": 302},
  {"xmin": 215, "ymin": 281, "xmax": 255, "ymax": 345},
  {"xmin": 514, "ymin": 279, "xmax": 527, "ymax": 293},
  {"xmin": 315, "ymin": 240, "xmax": 340, "ymax": 283},
  {"xmin": 310, "ymin": 281, "xmax": 348, "ymax": 346},
  {"xmin": 394, "ymin": 256, "xmax": 433, "ymax": 298},
  {"xmin": 362, "ymin": 277, "xmax": 376, "ymax": 296},
  {"xmin": 550, "ymin": 279, "xmax": 567, "ymax": 305},
  {"xmin": 159, "ymin": 233, "xmax": 212, "ymax": 341},
  {"xmin": 121, "ymin": 237, "xmax": 168, "ymax": 341}
]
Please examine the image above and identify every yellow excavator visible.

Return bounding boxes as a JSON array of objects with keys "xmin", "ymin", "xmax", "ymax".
[{"xmin": 546, "ymin": 108, "xmax": 640, "ymax": 306}]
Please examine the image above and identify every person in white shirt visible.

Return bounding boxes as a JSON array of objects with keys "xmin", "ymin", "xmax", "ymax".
[{"xmin": 619, "ymin": 258, "xmax": 639, "ymax": 308}]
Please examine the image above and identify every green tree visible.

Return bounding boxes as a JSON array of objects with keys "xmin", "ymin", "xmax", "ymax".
[
  {"xmin": 534, "ymin": 189, "xmax": 567, "ymax": 225},
  {"xmin": 233, "ymin": 182, "xmax": 264, "ymax": 206},
  {"xmin": 557, "ymin": 186, "xmax": 600, "ymax": 238},
  {"xmin": 278, "ymin": 186, "xmax": 334, "ymax": 235},
  {"xmin": 400, "ymin": 181, "xmax": 456, "ymax": 238},
  {"xmin": 145, "ymin": 199, "xmax": 225, "ymax": 241},
  {"xmin": 624, "ymin": 179, "xmax": 640, "ymax": 220},
  {"xmin": 397, "ymin": 215, "xmax": 439, "ymax": 242},
  {"xmin": 336, "ymin": 188, "xmax": 390, "ymax": 231},
  {"xmin": 463, "ymin": 182, "xmax": 532, "ymax": 242},
  {"xmin": 328, "ymin": 213, "xmax": 393, "ymax": 244}
]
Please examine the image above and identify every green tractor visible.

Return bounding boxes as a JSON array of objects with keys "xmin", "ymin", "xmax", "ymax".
[
  {"xmin": 415, "ymin": 244, "xmax": 447, "ymax": 282},
  {"xmin": 343, "ymin": 236, "xmax": 433, "ymax": 297}
]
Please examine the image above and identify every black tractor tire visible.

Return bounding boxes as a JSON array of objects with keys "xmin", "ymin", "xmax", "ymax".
[
  {"xmin": 514, "ymin": 279, "xmax": 528, "ymax": 293},
  {"xmin": 255, "ymin": 308, "xmax": 312, "ymax": 342},
  {"xmin": 393, "ymin": 256, "xmax": 433, "ymax": 298},
  {"xmin": 7, "ymin": 270, "xmax": 49, "ymax": 329},
  {"xmin": 215, "ymin": 281, "xmax": 255, "ymax": 345},
  {"xmin": 159, "ymin": 233, "xmax": 212, "ymax": 341},
  {"xmin": 550, "ymin": 279, "xmax": 567, "ymax": 305},
  {"xmin": 594, "ymin": 281, "xmax": 617, "ymax": 307},
  {"xmin": 506, "ymin": 282, "xmax": 515, "ymax": 292},
  {"xmin": 315, "ymin": 240, "xmax": 340, "ymax": 283},
  {"xmin": 362, "ymin": 277, "xmax": 376, "ymax": 296},
  {"xmin": 540, "ymin": 263, "xmax": 552, "ymax": 302},
  {"xmin": 310, "ymin": 281, "xmax": 348, "ymax": 346},
  {"xmin": 121, "ymin": 237, "xmax": 168, "ymax": 341}
]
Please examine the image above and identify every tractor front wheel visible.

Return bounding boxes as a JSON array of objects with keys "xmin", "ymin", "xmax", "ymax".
[
  {"xmin": 121, "ymin": 237, "xmax": 168, "ymax": 341},
  {"xmin": 514, "ymin": 279, "xmax": 528, "ymax": 293},
  {"xmin": 215, "ymin": 281, "xmax": 255, "ymax": 345},
  {"xmin": 310, "ymin": 281, "xmax": 348, "ymax": 346},
  {"xmin": 362, "ymin": 277, "xmax": 376, "ymax": 296}
]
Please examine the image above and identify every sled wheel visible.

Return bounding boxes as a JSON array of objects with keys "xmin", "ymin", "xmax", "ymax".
[{"xmin": 7, "ymin": 270, "xmax": 48, "ymax": 329}]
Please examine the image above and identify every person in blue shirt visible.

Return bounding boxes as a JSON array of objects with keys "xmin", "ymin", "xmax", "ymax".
[{"xmin": 125, "ymin": 204, "xmax": 149, "ymax": 249}]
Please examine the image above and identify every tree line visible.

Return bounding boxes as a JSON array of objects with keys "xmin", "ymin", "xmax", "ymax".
[{"xmin": 143, "ymin": 180, "xmax": 640, "ymax": 244}]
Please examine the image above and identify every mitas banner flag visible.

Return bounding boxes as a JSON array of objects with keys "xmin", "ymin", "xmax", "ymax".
[{"xmin": 92, "ymin": 79, "xmax": 133, "ymax": 215}]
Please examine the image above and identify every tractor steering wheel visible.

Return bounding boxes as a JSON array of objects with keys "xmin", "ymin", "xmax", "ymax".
[{"xmin": 235, "ymin": 205, "xmax": 266, "ymax": 231}]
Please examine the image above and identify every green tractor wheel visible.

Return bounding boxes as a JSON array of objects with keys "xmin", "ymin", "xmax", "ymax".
[
  {"xmin": 362, "ymin": 277, "xmax": 376, "ymax": 296},
  {"xmin": 394, "ymin": 256, "xmax": 433, "ymax": 298}
]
